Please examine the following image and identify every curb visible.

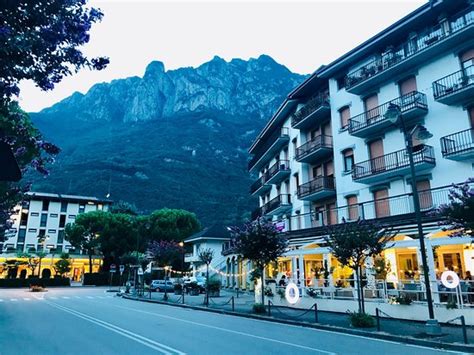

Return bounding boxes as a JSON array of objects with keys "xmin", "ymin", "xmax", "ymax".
[{"xmin": 121, "ymin": 294, "xmax": 474, "ymax": 353}]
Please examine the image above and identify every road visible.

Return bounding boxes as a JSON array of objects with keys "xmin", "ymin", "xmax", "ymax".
[{"xmin": 0, "ymin": 287, "xmax": 465, "ymax": 355}]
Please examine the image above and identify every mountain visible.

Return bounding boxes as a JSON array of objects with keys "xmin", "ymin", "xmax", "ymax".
[{"xmin": 30, "ymin": 55, "xmax": 307, "ymax": 226}]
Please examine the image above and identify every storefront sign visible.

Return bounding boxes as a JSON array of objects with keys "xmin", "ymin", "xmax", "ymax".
[
  {"xmin": 274, "ymin": 221, "xmax": 285, "ymax": 232},
  {"xmin": 440, "ymin": 271, "xmax": 460, "ymax": 289},
  {"xmin": 285, "ymin": 282, "xmax": 299, "ymax": 304}
]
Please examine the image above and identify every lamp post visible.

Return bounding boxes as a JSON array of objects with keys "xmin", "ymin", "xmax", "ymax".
[{"xmin": 385, "ymin": 103, "xmax": 440, "ymax": 334}]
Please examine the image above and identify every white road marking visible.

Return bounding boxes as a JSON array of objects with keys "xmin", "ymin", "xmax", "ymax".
[
  {"xmin": 45, "ymin": 301, "xmax": 185, "ymax": 355},
  {"xmin": 10, "ymin": 299, "xmax": 18, "ymax": 302},
  {"xmin": 108, "ymin": 303, "xmax": 334, "ymax": 354},
  {"xmin": 86, "ymin": 296, "xmax": 94, "ymax": 299},
  {"xmin": 0, "ymin": 299, "xmax": 4, "ymax": 302},
  {"xmin": 62, "ymin": 296, "xmax": 71, "ymax": 299},
  {"xmin": 23, "ymin": 298, "xmax": 31, "ymax": 301}
]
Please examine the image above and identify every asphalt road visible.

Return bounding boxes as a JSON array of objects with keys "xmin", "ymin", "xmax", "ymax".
[{"xmin": 0, "ymin": 287, "xmax": 466, "ymax": 355}]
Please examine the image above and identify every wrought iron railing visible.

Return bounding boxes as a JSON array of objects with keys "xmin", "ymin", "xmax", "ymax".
[
  {"xmin": 250, "ymin": 175, "xmax": 266, "ymax": 194},
  {"xmin": 440, "ymin": 128, "xmax": 474, "ymax": 157},
  {"xmin": 265, "ymin": 160, "xmax": 290, "ymax": 180},
  {"xmin": 297, "ymin": 176, "xmax": 335, "ymax": 199},
  {"xmin": 295, "ymin": 135, "xmax": 333, "ymax": 161},
  {"xmin": 433, "ymin": 65, "xmax": 474, "ymax": 100},
  {"xmin": 248, "ymin": 127, "xmax": 289, "ymax": 171},
  {"xmin": 290, "ymin": 93, "xmax": 329, "ymax": 127},
  {"xmin": 352, "ymin": 145, "xmax": 435, "ymax": 181},
  {"xmin": 345, "ymin": 6, "xmax": 474, "ymax": 90},
  {"xmin": 261, "ymin": 194, "xmax": 291, "ymax": 216},
  {"xmin": 348, "ymin": 91, "xmax": 427, "ymax": 134}
]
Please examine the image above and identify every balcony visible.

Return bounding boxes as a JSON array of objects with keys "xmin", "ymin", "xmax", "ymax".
[
  {"xmin": 433, "ymin": 65, "xmax": 474, "ymax": 105},
  {"xmin": 441, "ymin": 128, "xmax": 474, "ymax": 161},
  {"xmin": 352, "ymin": 145, "xmax": 436, "ymax": 184},
  {"xmin": 295, "ymin": 135, "xmax": 333, "ymax": 163},
  {"xmin": 265, "ymin": 160, "xmax": 291, "ymax": 185},
  {"xmin": 297, "ymin": 176, "xmax": 336, "ymax": 201},
  {"xmin": 290, "ymin": 94, "xmax": 330, "ymax": 130},
  {"xmin": 184, "ymin": 253, "xmax": 200, "ymax": 263},
  {"xmin": 285, "ymin": 184, "xmax": 456, "ymax": 238},
  {"xmin": 250, "ymin": 175, "xmax": 271, "ymax": 196},
  {"xmin": 348, "ymin": 92, "xmax": 428, "ymax": 138},
  {"xmin": 261, "ymin": 194, "xmax": 292, "ymax": 217},
  {"xmin": 251, "ymin": 207, "xmax": 262, "ymax": 220},
  {"xmin": 248, "ymin": 127, "xmax": 290, "ymax": 173},
  {"xmin": 345, "ymin": 6, "xmax": 474, "ymax": 94}
]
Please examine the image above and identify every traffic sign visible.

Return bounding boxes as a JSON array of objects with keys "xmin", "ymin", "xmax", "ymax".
[
  {"xmin": 110, "ymin": 264, "xmax": 116, "ymax": 273},
  {"xmin": 119, "ymin": 265, "xmax": 125, "ymax": 274},
  {"xmin": 137, "ymin": 267, "xmax": 143, "ymax": 276}
]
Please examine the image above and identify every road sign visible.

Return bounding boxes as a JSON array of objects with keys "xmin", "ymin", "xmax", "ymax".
[
  {"xmin": 119, "ymin": 265, "xmax": 125, "ymax": 274},
  {"xmin": 137, "ymin": 267, "xmax": 143, "ymax": 276},
  {"xmin": 110, "ymin": 264, "xmax": 116, "ymax": 273}
]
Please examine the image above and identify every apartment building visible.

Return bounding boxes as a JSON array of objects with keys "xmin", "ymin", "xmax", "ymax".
[
  {"xmin": 225, "ymin": 0, "xmax": 474, "ymax": 312},
  {"xmin": 1, "ymin": 192, "xmax": 112, "ymax": 279}
]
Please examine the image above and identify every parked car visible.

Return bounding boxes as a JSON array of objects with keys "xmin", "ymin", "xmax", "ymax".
[
  {"xmin": 150, "ymin": 280, "xmax": 174, "ymax": 292},
  {"xmin": 183, "ymin": 276, "xmax": 206, "ymax": 293}
]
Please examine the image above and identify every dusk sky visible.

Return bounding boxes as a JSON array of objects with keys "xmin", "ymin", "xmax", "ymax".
[{"xmin": 18, "ymin": 0, "xmax": 426, "ymax": 112}]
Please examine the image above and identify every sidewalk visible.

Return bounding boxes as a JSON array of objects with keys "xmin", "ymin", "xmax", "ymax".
[{"xmin": 131, "ymin": 288, "xmax": 474, "ymax": 348}]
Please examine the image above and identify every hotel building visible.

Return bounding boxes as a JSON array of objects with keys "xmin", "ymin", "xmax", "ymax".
[
  {"xmin": 1, "ymin": 192, "xmax": 112, "ymax": 280},
  {"xmin": 223, "ymin": 0, "xmax": 474, "ymax": 320}
]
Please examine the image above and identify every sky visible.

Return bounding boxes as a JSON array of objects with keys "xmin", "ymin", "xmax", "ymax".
[{"xmin": 18, "ymin": 0, "xmax": 427, "ymax": 112}]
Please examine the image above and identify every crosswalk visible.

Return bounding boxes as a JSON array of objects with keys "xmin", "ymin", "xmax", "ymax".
[{"xmin": 0, "ymin": 295, "xmax": 115, "ymax": 303}]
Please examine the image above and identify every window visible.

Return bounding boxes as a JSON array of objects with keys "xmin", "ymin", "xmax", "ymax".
[
  {"xmin": 415, "ymin": 179, "xmax": 433, "ymax": 210},
  {"xmin": 28, "ymin": 228, "xmax": 37, "ymax": 233},
  {"xmin": 30, "ymin": 212, "xmax": 39, "ymax": 217},
  {"xmin": 294, "ymin": 173, "xmax": 299, "ymax": 189},
  {"xmin": 56, "ymin": 244, "xmax": 63, "ymax": 252},
  {"xmin": 343, "ymin": 149, "xmax": 355, "ymax": 172},
  {"xmin": 48, "ymin": 229, "xmax": 57, "ymax": 234},
  {"xmin": 374, "ymin": 189, "xmax": 390, "ymax": 218},
  {"xmin": 339, "ymin": 106, "xmax": 350, "ymax": 130},
  {"xmin": 57, "ymin": 230, "xmax": 65, "ymax": 244},
  {"xmin": 469, "ymin": 106, "xmax": 474, "ymax": 127},
  {"xmin": 98, "ymin": 204, "xmax": 103, "ymax": 211},
  {"xmin": 337, "ymin": 76, "xmax": 346, "ymax": 91},
  {"xmin": 16, "ymin": 244, "xmax": 24, "ymax": 252},
  {"xmin": 78, "ymin": 204, "xmax": 85, "ymax": 213},
  {"xmin": 18, "ymin": 229, "xmax": 26, "ymax": 243},
  {"xmin": 61, "ymin": 201, "xmax": 68, "ymax": 213},
  {"xmin": 40, "ymin": 213, "xmax": 47, "ymax": 227},
  {"xmin": 364, "ymin": 94, "xmax": 379, "ymax": 121},
  {"xmin": 59, "ymin": 214, "xmax": 66, "ymax": 228},
  {"xmin": 68, "ymin": 214, "xmax": 76, "ymax": 219},
  {"xmin": 50, "ymin": 213, "xmax": 58, "ymax": 218},
  {"xmin": 42, "ymin": 200, "xmax": 50, "ymax": 211},
  {"xmin": 460, "ymin": 48, "xmax": 474, "ymax": 69},
  {"xmin": 346, "ymin": 195, "xmax": 359, "ymax": 220},
  {"xmin": 291, "ymin": 137, "xmax": 297, "ymax": 155},
  {"xmin": 20, "ymin": 212, "xmax": 28, "ymax": 226},
  {"xmin": 399, "ymin": 76, "xmax": 417, "ymax": 96}
]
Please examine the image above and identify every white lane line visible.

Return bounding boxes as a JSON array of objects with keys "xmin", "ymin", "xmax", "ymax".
[
  {"xmin": 10, "ymin": 299, "xmax": 18, "ymax": 302},
  {"xmin": 109, "ymin": 303, "xmax": 334, "ymax": 354},
  {"xmin": 45, "ymin": 301, "xmax": 185, "ymax": 355},
  {"xmin": 49, "ymin": 296, "xmax": 58, "ymax": 300},
  {"xmin": 0, "ymin": 299, "xmax": 4, "ymax": 302},
  {"xmin": 23, "ymin": 298, "xmax": 31, "ymax": 301},
  {"xmin": 62, "ymin": 296, "xmax": 71, "ymax": 299},
  {"xmin": 86, "ymin": 296, "xmax": 94, "ymax": 299}
]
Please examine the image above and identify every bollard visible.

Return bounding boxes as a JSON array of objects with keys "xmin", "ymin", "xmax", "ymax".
[
  {"xmin": 182, "ymin": 290, "xmax": 185, "ymax": 304},
  {"xmin": 314, "ymin": 303, "xmax": 318, "ymax": 323},
  {"xmin": 268, "ymin": 300, "xmax": 271, "ymax": 316},
  {"xmin": 376, "ymin": 308, "xmax": 380, "ymax": 332},
  {"xmin": 231, "ymin": 296, "xmax": 235, "ymax": 312},
  {"xmin": 460, "ymin": 316, "xmax": 468, "ymax": 344},
  {"xmin": 236, "ymin": 287, "xmax": 239, "ymax": 299}
]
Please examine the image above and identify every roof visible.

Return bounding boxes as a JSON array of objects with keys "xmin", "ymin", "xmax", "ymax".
[
  {"xmin": 25, "ymin": 191, "xmax": 113, "ymax": 205},
  {"xmin": 184, "ymin": 225, "xmax": 231, "ymax": 243}
]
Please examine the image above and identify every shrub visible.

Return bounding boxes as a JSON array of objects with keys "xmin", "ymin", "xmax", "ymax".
[
  {"xmin": 348, "ymin": 311, "xmax": 375, "ymax": 328},
  {"xmin": 207, "ymin": 278, "xmax": 221, "ymax": 292},
  {"xmin": 174, "ymin": 283, "xmax": 183, "ymax": 291},
  {"xmin": 276, "ymin": 287, "xmax": 285, "ymax": 300},
  {"xmin": 395, "ymin": 294, "xmax": 413, "ymax": 305},
  {"xmin": 253, "ymin": 303, "xmax": 267, "ymax": 314},
  {"xmin": 446, "ymin": 300, "xmax": 458, "ymax": 309},
  {"xmin": 30, "ymin": 285, "xmax": 44, "ymax": 292},
  {"xmin": 264, "ymin": 286, "xmax": 274, "ymax": 297}
]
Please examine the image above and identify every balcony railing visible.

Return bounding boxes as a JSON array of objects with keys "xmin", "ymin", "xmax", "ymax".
[
  {"xmin": 348, "ymin": 92, "xmax": 427, "ymax": 136},
  {"xmin": 440, "ymin": 128, "xmax": 474, "ymax": 159},
  {"xmin": 284, "ymin": 184, "xmax": 459, "ymax": 236},
  {"xmin": 297, "ymin": 176, "xmax": 336, "ymax": 200},
  {"xmin": 250, "ymin": 175, "xmax": 270, "ymax": 195},
  {"xmin": 248, "ymin": 127, "xmax": 289, "ymax": 171},
  {"xmin": 261, "ymin": 194, "xmax": 291, "ymax": 216},
  {"xmin": 265, "ymin": 160, "xmax": 290, "ymax": 181},
  {"xmin": 345, "ymin": 6, "xmax": 474, "ymax": 91},
  {"xmin": 291, "ymin": 93, "xmax": 330, "ymax": 128},
  {"xmin": 295, "ymin": 135, "xmax": 333, "ymax": 162},
  {"xmin": 352, "ymin": 145, "xmax": 435, "ymax": 182},
  {"xmin": 432, "ymin": 65, "xmax": 474, "ymax": 104}
]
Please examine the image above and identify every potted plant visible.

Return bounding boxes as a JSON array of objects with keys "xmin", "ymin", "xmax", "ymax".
[
  {"xmin": 207, "ymin": 278, "xmax": 221, "ymax": 297},
  {"xmin": 264, "ymin": 286, "xmax": 274, "ymax": 297},
  {"xmin": 174, "ymin": 283, "xmax": 183, "ymax": 295},
  {"xmin": 188, "ymin": 281, "xmax": 200, "ymax": 296}
]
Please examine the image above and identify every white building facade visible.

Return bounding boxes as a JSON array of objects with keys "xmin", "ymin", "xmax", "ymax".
[{"xmin": 226, "ymin": 0, "xmax": 474, "ymax": 322}]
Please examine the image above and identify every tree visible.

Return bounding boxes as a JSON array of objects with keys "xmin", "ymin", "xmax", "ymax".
[
  {"xmin": 64, "ymin": 211, "xmax": 108, "ymax": 273},
  {"xmin": 147, "ymin": 240, "xmax": 184, "ymax": 299},
  {"xmin": 54, "ymin": 253, "xmax": 72, "ymax": 277},
  {"xmin": 110, "ymin": 200, "xmax": 139, "ymax": 215},
  {"xmin": 198, "ymin": 248, "xmax": 214, "ymax": 306},
  {"xmin": 436, "ymin": 178, "xmax": 474, "ymax": 237},
  {"xmin": 324, "ymin": 219, "xmax": 395, "ymax": 314},
  {"xmin": 17, "ymin": 252, "xmax": 40, "ymax": 277},
  {"xmin": 229, "ymin": 218, "xmax": 288, "ymax": 307},
  {"xmin": 145, "ymin": 209, "xmax": 201, "ymax": 243},
  {"xmin": 1, "ymin": 0, "xmax": 108, "ymax": 240}
]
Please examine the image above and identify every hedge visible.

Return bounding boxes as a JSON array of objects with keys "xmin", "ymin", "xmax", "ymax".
[{"xmin": 0, "ymin": 277, "xmax": 71, "ymax": 288}]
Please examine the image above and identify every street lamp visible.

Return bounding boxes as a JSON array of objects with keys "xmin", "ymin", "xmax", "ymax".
[{"xmin": 385, "ymin": 103, "xmax": 440, "ymax": 334}]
